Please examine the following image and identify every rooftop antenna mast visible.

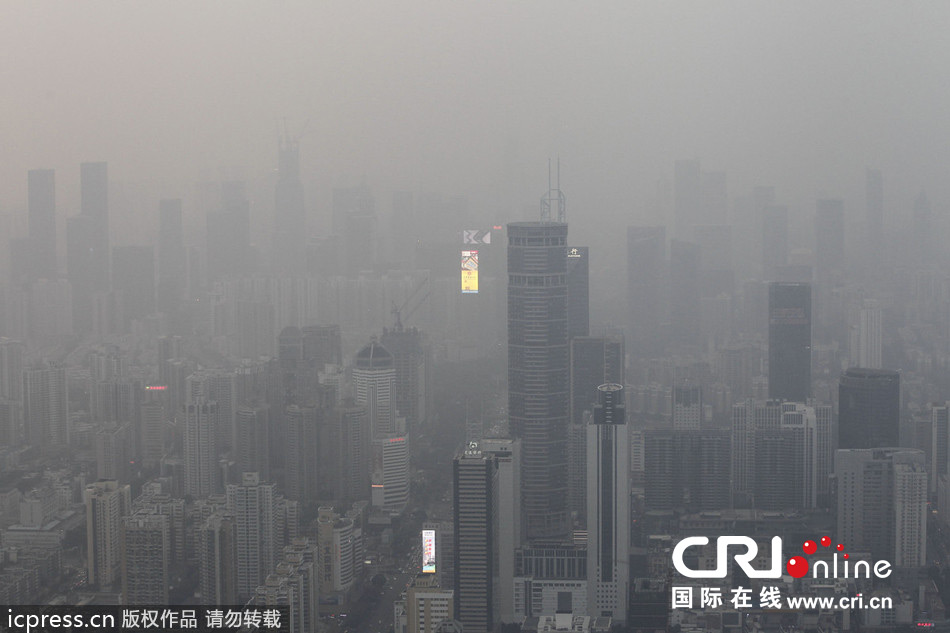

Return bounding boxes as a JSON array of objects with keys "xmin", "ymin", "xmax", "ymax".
[{"xmin": 539, "ymin": 157, "xmax": 566, "ymax": 223}]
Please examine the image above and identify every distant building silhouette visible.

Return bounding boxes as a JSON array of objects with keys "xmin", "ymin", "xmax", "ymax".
[
  {"xmin": 768, "ymin": 282, "xmax": 811, "ymax": 402},
  {"xmin": 838, "ymin": 368, "xmax": 900, "ymax": 450}
]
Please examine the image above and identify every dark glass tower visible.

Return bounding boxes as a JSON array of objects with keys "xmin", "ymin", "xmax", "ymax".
[
  {"xmin": 566, "ymin": 246, "xmax": 589, "ymax": 339},
  {"xmin": 507, "ymin": 221, "xmax": 570, "ymax": 542},
  {"xmin": 838, "ymin": 368, "xmax": 900, "ymax": 449},
  {"xmin": 453, "ymin": 442, "xmax": 495, "ymax": 633},
  {"xmin": 768, "ymin": 282, "xmax": 811, "ymax": 402}
]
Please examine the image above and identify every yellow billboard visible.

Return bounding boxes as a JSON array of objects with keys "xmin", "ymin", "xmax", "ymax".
[{"xmin": 461, "ymin": 250, "xmax": 478, "ymax": 293}]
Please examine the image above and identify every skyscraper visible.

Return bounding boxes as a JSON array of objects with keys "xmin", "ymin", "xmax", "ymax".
[
  {"xmin": 762, "ymin": 205, "xmax": 788, "ymax": 278},
  {"xmin": 198, "ymin": 512, "xmax": 238, "ymax": 605},
  {"xmin": 836, "ymin": 448, "xmax": 927, "ymax": 567},
  {"xmin": 227, "ymin": 472, "xmax": 278, "ymax": 602},
  {"xmin": 669, "ymin": 239, "xmax": 701, "ymax": 348},
  {"xmin": 453, "ymin": 442, "xmax": 495, "ymax": 633},
  {"xmin": 121, "ymin": 510, "xmax": 170, "ymax": 604},
  {"xmin": 371, "ymin": 435, "xmax": 411, "ymax": 515},
  {"xmin": 838, "ymin": 368, "xmax": 900, "ymax": 450},
  {"xmin": 27, "ymin": 169, "xmax": 56, "ymax": 282},
  {"xmin": 85, "ymin": 479, "xmax": 131, "ymax": 589},
  {"xmin": 586, "ymin": 384, "xmax": 629, "ymax": 621},
  {"xmin": 507, "ymin": 221, "xmax": 570, "ymax": 542},
  {"xmin": 480, "ymin": 438, "xmax": 521, "ymax": 624},
  {"xmin": 207, "ymin": 181, "xmax": 252, "ymax": 284},
  {"xmin": 273, "ymin": 136, "xmax": 307, "ymax": 277},
  {"xmin": 353, "ymin": 338, "xmax": 396, "ymax": 439},
  {"xmin": 566, "ymin": 246, "xmax": 589, "ymax": 339},
  {"xmin": 23, "ymin": 363, "xmax": 68, "ymax": 447},
  {"xmin": 184, "ymin": 399, "xmax": 219, "ymax": 497},
  {"xmin": 768, "ymin": 282, "xmax": 811, "ymax": 402},
  {"xmin": 381, "ymin": 324, "xmax": 429, "ymax": 430},
  {"xmin": 857, "ymin": 301, "xmax": 883, "ymax": 369},
  {"xmin": 112, "ymin": 245, "xmax": 155, "ymax": 330}
]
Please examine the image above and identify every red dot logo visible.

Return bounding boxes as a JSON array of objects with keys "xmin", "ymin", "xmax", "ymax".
[
  {"xmin": 820, "ymin": 536, "xmax": 831, "ymax": 547},
  {"xmin": 836, "ymin": 543, "xmax": 844, "ymax": 551},
  {"xmin": 803, "ymin": 540, "xmax": 817, "ymax": 555},
  {"xmin": 787, "ymin": 556, "xmax": 809, "ymax": 578},
  {"xmin": 843, "ymin": 554, "xmax": 849, "ymax": 560}
]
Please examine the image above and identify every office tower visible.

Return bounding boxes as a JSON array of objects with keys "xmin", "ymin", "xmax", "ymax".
[
  {"xmin": 332, "ymin": 401, "xmax": 370, "ymax": 502},
  {"xmin": 762, "ymin": 205, "xmax": 788, "ymax": 278},
  {"xmin": 669, "ymin": 239, "xmax": 701, "ymax": 348},
  {"xmin": 371, "ymin": 436, "xmax": 410, "ymax": 515},
  {"xmin": 207, "ymin": 181, "xmax": 252, "ymax": 284},
  {"xmin": 453, "ymin": 442, "xmax": 496, "ymax": 633},
  {"xmin": 112, "ymin": 245, "xmax": 155, "ymax": 329},
  {"xmin": 23, "ymin": 363, "xmax": 68, "ymax": 447},
  {"xmin": 381, "ymin": 324, "xmax": 429, "ymax": 429},
  {"xmin": 199, "ymin": 512, "xmax": 238, "ymax": 605},
  {"xmin": 838, "ymin": 368, "xmax": 900, "ymax": 450},
  {"xmin": 121, "ymin": 510, "xmax": 170, "ymax": 603},
  {"xmin": 227, "ymin": 472, "xmax": 278, "ymax": 601},
  {"xmin": 157, "ymin": 199, "xmax": 186, "ymax": 313},
  {"xmin": 768, "ymin": 282, "xmax": 811, "ymax": 402},
  {"xmin": 184, "ymin": 399, "xmax": 219, "ymax": 497},
  {"xmin": 814, "ymin": 199, "xmax": 845, "ymax": 283},
  {"xmin": 586, "ymin": 384, "xmax": 629, "ymax": 621},
  {"xmin": 856, "ymin": 301, "xmax": 883, "ymax": 369},
  {"xmin": 836, "ymin": 448, "xmax": 927, "ymax": 567},
  {"xmin": 27, "ymin": 169, "xmax": 56, "ymax": 281},
  {"xmin": 316, "ymin": 506, "xmax": 358, "ymax": 611},
  {"xmin": 673, "ymin": 159, "xmax": 702, "ymax": 239},
  {"xmin": 566, "ymin": 246, "xmax": 589, "ymax": 339},
  {"xmin": 85, "ymin": 480, "xmax": 132, "ymax": 589},
  {"xmin": 354, "ymin": 338, "xmax": 396, "ymax": 439},
  {"xmin": 866, "ymin": 169, "xmax": 884, "ymax": 263},
  {"xmin": 626, "ymin": 226, "xmax": 666, "ymax": 356},
  {"xmin": 235, "ymin": 405, "xmax": 271, "ymax": 484},
  {"xmin": 507, "ymin": 221, "xmax": 570, "ymax": 542},
  {"xmin": 513, "ymin": 546, "xmax": 589, "ymax": 619},
  {"xmin": 672, "ymin": 383, "xmax": 702, "ymax": 431},
  {"xmin": 303, "ymin": 324, "xmax": 343, "ymax": 368},
  {"xmin": 273, "ymin": 135, "xmax": 307, "ymax": 277},
  {"xmin": 480, "ymin": 438, "xmax": 520, "ymax": 623},
  {"xmin": 404, "ymin": 573, "xmax": 454, "ymax": 633},
  {"xmin": 568, "ymin": 334, "xmax": 624, "ymax": 523},
  {"xmin": 643, "ymin": 429, "xmax": 730, "ymax": 511}
]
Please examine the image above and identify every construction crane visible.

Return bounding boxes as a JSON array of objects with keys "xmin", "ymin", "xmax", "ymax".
[{"xmin": 391, "ymin": 277, "xmax": 430, "ymax": 331}]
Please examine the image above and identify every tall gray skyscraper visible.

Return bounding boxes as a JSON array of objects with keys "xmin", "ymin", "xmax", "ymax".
[
  {"xmin": 587, "ymin": 384, "xmax": 629, "ymax": 621},
  {"xmin": 507, "ymin": 221, "xmax": 570, "ymax": 542},
  {"xmin": 227, "ymin": 472, "xmax": 278, "ymax": 602},
  {"xmin": 184, "ymin": 399, "xmax": 219, "ymax": 497},
  {"xmin": 453, "ymin": 442, "xmax": 496, "ymax": 633},
  {"xmin": 838, "ymin": 368, "xmax": 900, "ymax": 450},
  {"xmin": 566, "ymin": 246, "xmax": 589, "ymax": 339},
  {"xmin": 768, "ymin": 282, "xmax": 811, "ymax": 402},
  {"xmin": 626, "ymin": 226, "xmax": 666, "ymax": 356}
]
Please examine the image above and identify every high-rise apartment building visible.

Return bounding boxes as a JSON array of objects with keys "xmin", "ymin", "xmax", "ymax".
[
  {"xmin": 121, "ymin": 510, "xmax": 170, "ymax": 603},
  {"xmin": 838, "ymin": 368, "xmax": 900, "ymax": 450},
  {"xmin": 371, "ymin": 436, "xmax": 410, "ymax": 515},
  {"xmin": 227, "ymin": 472, "xmax": 278, "ymax": 602},
  {"xmin": 453, "ymin": 442, "xmax": 496, "ymax": 633},
  {"xmin": 404, "ymin": 573, "xmax": 454, "ymax": 633},
  {"xmin": 768, "ymin": 282, "xmax": 811, "ymax": 402},
  {"xmin": 836, "ymin": 448, "xmax": 927, "ymax": 567},
  {"xmin": 586, "ymin": 384, "xmax": 629, "ymax": 621},
  {"xmin": 85, "ymin": 479, "xmax": 131, "ymax": 589},
  {"xmin": 198, "ymin": 512, "xmax": 238, "ymax": 605},
  {"xmin": 184, "ymin": 400, "xmax": 219, "ymax": 497},
  {"xmin": 507, "ymin": 221, "xmax": 570, "ymax": 542},
  {"xmin": 23, "ymin": 363, "xmax": 68, "ymax": 447},
  {"xmin": 672, "ymin": 383, "xmax": 702, "ymax": 431}
]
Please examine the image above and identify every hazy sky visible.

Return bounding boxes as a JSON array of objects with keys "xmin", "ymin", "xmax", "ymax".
[{"xmin": 3, "ymin": 1, "xmax": 950, "ymax": 243}]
